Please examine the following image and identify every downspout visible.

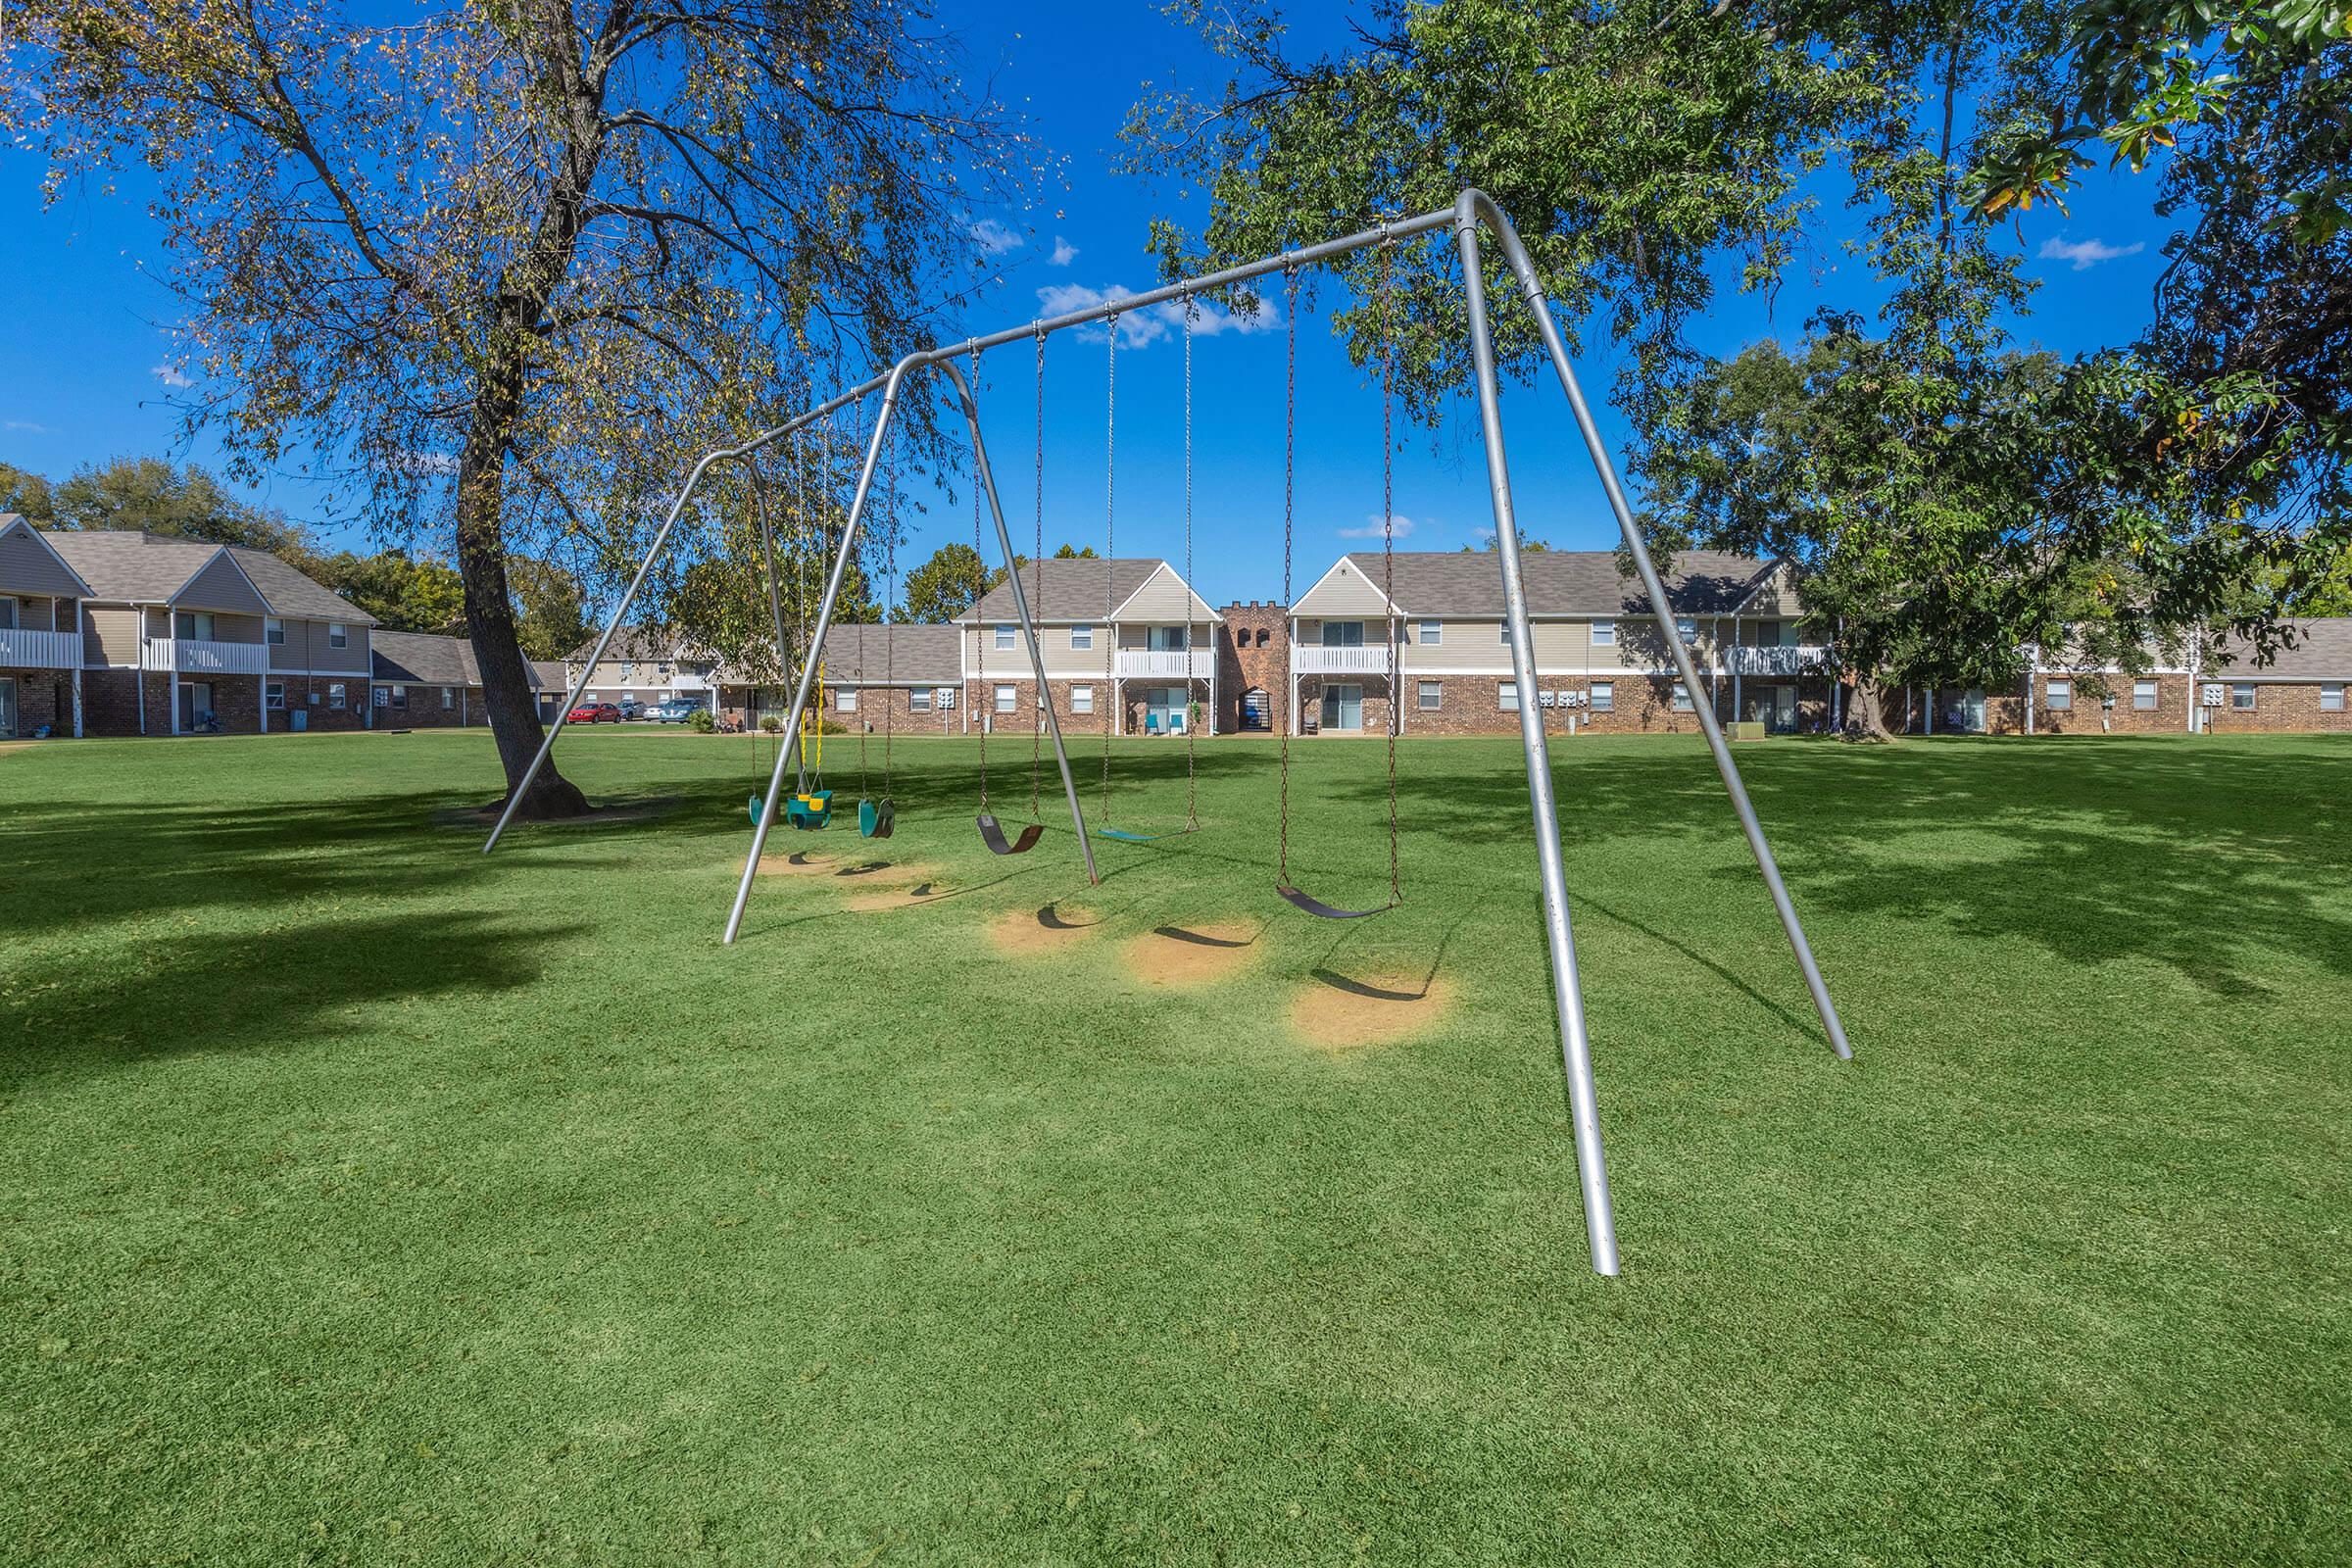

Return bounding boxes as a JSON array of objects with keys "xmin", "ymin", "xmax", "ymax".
[{"xmin": 2025, "ymin": 644, "xmax": 2038, "ymax": 736}]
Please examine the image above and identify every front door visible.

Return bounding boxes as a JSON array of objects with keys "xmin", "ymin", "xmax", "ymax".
[
  {"xmin": 179, "ymin": 680, "xmax": 215, "ymax": 733},
  {"xmin": 1960, "ymin": 688, "xmax": 1987, "ymax": 732},
  {"xmin": 1147, "ymin": 687, "xmax": 1187, "ymax": 731},
  {"xmin": 1321, "ymin": 683, "xmax": 1363, "ymax": 731},
  {"xmin": 0, "ymin": 677, "xmax": 16, "ymax": 739}
]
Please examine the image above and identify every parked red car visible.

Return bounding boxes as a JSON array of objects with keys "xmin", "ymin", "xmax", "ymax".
[{"xmin": 567, "ymin": 702, "xmax": 624, "ymax": 724}]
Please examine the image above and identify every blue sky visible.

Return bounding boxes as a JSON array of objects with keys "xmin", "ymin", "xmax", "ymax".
[{"xmin": 0, "ymin": 0, "xmax": 2185, "ymax": 610}]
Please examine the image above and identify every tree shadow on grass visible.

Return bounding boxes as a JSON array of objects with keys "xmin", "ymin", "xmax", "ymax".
[{"xmin": 0, "ymin": 908, "xmax": 578, "ymax": 1093}]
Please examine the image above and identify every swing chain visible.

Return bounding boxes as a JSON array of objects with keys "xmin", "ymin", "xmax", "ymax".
[
  {"xmin": 1380, "ymin": 231, "xmax": 1400, "ymax": 908},
  {"xmin": 1032, "ymin": 322, "xmax": 1047, "ymax": 820},
  {"xmin": 1277, "ymin": 264, "xmax": 1298, "ymax": 884},
  {"xmin": 974, "ymin": 359, "xmax": 989, "ymax": 809}
]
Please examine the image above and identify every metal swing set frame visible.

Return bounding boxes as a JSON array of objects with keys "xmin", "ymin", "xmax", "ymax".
[{"xmin": 484, "ymin": 189, "xmax": 1852, "ymax": 1277}]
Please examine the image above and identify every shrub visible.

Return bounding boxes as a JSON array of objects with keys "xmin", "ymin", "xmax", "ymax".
[{"xmin": 687, "ymin": 707, "xmax": 714, "ymax": 732}]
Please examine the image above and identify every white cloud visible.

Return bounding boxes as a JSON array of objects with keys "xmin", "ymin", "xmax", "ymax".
[
  {"xmin": 2038, "ymin": 235, "xmax": 2145, "ymax": 270},
  {"xmin": 1032, "ymin": 281, "xmax": 1280, "ymax": 349},
  {"xmin": 1339, "ymin": 513, "xmax": 1417, "ymax": 540},
  {"xmin": 3, "ymin": 419, "xmax": 49, "ymax": 433},
  {"xmin": 150, "ymin": 363, "xmax": 195, "ymax": 390},
  {"xmin": 970, "ymin": 218, "xmax": 1022, "ymax": 256},
  {"xmin": 1049, "ymin": 236, "xmax": 1078, "ymax": 267}
]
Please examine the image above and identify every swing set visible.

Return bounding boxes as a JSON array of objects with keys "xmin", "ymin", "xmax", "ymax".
[{"xmin": 485, "ymin": 190, "xmax": 1854, "ymax": 1276}]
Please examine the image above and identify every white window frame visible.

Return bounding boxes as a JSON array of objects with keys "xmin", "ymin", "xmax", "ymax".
[
  {"xmin": 909, "ymin": 688, "xmax": 933, "ymax": 712},
  {"xmin": 327, "ymin": 622, "xmax": 349, "ymax": 650},
  {"xmin": 995, "ymin": 624, "xmax": 1016, "ymax": 651},
  {"xmin": 328, "ymin": 682, "xmax": 347, "ymax": 710},
  {"xmin": 1497, "ymin": 621, "xmax": 1512, "ymax": 645},
  {"xmin": 994, "ymin": 683, "xmax": 1016, "ymax": 713},
  {"xmin": 1322, "ymin": 620, "xmax": 1365, "ymax": 649},
  {"xmin": 1072, "ymin": 685, "xmax": 1095, "ymax": 714},
  {"xmin": 2231, "ymin": 683, "xmax": 2257, "ymax": 710},
  {"xmin": 2323, "ymin": 683, "xmax": 2346, "ymax": 712},
  {"xmin": 2133, "ymin": 679, "xmax": 2159, "ymax": 710},
  {"xmin": 1591, "ymin": 680, "xmax": 1615, "ymax": 712},
  {"xmin": 1498, "ymin": 680, "xmax": 1519, "ymax": 712},
  {"xmin": 1672, "ymin": 681, "xmax": 1693, "ymax": 712},
  {"xmin": 390, "ymin": 684, "xmax": 408, "ymax": 709},
  {"xmin": 1417, "ymin": 680, "xmax": 1442, "ymax": 711},
  {"xmin": 1591, "ymin": 618, "xmax": 1616, "ymax": 648},
  {"xmin": 265, "ymin": 680, "xmax": 286, "ymax": 710},
  {"xmin": 175, "ymin": 610, "xmax": 216, "ymax": 641},
  {"xmin": 1676, "ymin": 617, "xmax": 1697, "ymax": 642},
  {"xmin": 2046, "ymin": 679, "xmax": 2072, "ymax": 710},
  {"xmin": 1069, "ymin": 624, "xmax": 1094, "ymax": 650},
  {"xmin": 265, "ymin": 616, "xmax": 285, "ymax": 646},
  {"xmin": 837, "ymin": 688, "xmax": 859, "ymax": 712},
  {"xmin": 1420, "ymin": 620, "xmax": 1442, "ymax": 646},
  {"xmin": 441, "ymin": 686, "xmax": 455, "ymax": 710}
]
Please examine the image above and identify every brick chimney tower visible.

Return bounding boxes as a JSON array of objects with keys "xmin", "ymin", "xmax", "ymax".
[{"xmin": 1218, "ymin": 600, "xmax": 1290, "ymax": 734}]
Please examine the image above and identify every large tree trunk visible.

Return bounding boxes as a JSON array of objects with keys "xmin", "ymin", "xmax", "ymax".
[
  {"xmin": 1844, "ymin": 668, "xmax": 1898, "ymax": 744},
  {"xmin": 457, "ymin": 357, "xmax": 590, "ymax": 818}
]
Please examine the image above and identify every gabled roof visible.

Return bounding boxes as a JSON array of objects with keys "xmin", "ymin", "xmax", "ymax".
[
  {"xmin": 0, "ymin": 514, "xmax": 95, "ymax": 596},
  {"xmin": 1329, "ymin": 550, "xmax": 1779, "ymax": 617},
  {"xmin": 817, "ymin": 623, "xmax": 960, "ymax": 685},
  {"xmin": 565, "ymin": 628, "xmax": 692, "ymax": 664},
  {"xmin": 963, "ymin": 557, "xmax": 1168, "ymax": 623},
  {"xmin": 2211, "ymin": 617, "xmax": 2352, "ymax": 680},
  {"xmin": 226, "ymin": 546, "xmax": 377, "ymax": 625},
  {"xmin": 371, "ymin": 629, "xmax": 552, "ymax": 688}
]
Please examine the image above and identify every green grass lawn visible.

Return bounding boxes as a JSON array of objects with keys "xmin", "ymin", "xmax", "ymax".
[{"xmin": 3, "ymin": 725, "xmax": 2347, "ymax": 1565}]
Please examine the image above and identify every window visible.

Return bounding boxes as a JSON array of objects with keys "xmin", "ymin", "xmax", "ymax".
[
  {"xmin": 1672, "ymin": 682, "xmax": 1693, "ymax": 712},
  {"xmin": 1149, "ymin": 624, "xmax": 1189, "ymax": 652},
  {"xmin": 995, "ymin": 624, "xmax": 1015, "ymax": 651},
  {"xmin": 1321, "ymin": 621, "xmax": 1364, "ymax": 648},
  {"xmin": 328, "ymin": 622, "xmax": 348, "ymax": 650},
  {"xmin": 1591, "ymin": 681, "xmax": 1615, "ymax": 712},
  {"xmin": 995, "ymin": 683, "xmax": 1015, "ymax": 713},
  {"xmin": 390, "ymin": 685, "xmax": 407, "ymax": 709},
  {"xmin": 327, "ymin": 682, "xmax": 346, "ymax": 710},
  {"xmin": 1676, "ymin": 617, "xmax": 1697, "ymax": 642},
  {"xmin": 441, "ymin": 687, "xmax": 455, "ymax": 710},
  {"xmin": 2231, "ymin": 683, "xmax": 2257, "ymax": 710},
  {"xmin": 1419, "ymin": 620, "xmax": 1442, "ymax": 646},
  {"xmin": 2046, "ymin": 679, "xmax": 2072, "ymax": 710},
  {"xmin": 1418, "ymin": 680, "xmax": 1442, "ymax": 711},
  {"xmin": 909, "ymin": 689, "xmax": 932, "ymax": 712},
  {"xmin": 2324, "ymin": 683, "xmax": 2346, "ymax": 712},
  {"xmin": 2134, "ymin": 679, "xmax": 2159, "ymax": 710},
  {"xmin": 1498, "ymin": 681, "xmax": 1519, "ymax": 712},
  {"xmin": 0, "ymin": 599, "xmax": 15, "ymax": 630},
  {"xmin": 619, "ymin": 662, "xmax": 634, "ymax": 682},
  {"xmin": 1497, "ymin": 621, "xmax": 1512, "ymax": 645},
  {"xmin": 1069, "ymin": 624, "xmax": 1094, "ymax": 650},
  {"xmin": 1591, "ymin": 618, "xmax": 1616, "ymax": 648},
  {"xmin": 837, "ymin": 688, "xmax": 859, "ymax": 712},
  {"xmin": 266, "ymin": 616, "xmax": 284, "ymax": 646},
  {"xmin": 174, "ymin": 610, "xmax": 216, "ymax": 640},
  {"xmin": 1072, "ymin": 685, "xmax": 1095, "ymax": 714},
  {"xmin": 266, "ymin": 681, "xmax": 286, "ymax": 710}
]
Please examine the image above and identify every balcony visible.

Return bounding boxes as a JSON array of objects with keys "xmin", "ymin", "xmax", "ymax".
[
  {"xmin": 142, "ymin": 637, "xmax": 271, "ymax": 675},
  {"xmin": 1114, "ymin": 649, "xmax": 1215, "ymax": 680},
  {"xmin": 0, "ymin": 626, "xmax": 81, "ymax": 670},
  {"xmin": 1729, "ymin": 645, "xmax": 1827, "ymax": 676},
  {"xmin": 1295, "ymin": 645, "xmax": 1393, "ymax": 675}
]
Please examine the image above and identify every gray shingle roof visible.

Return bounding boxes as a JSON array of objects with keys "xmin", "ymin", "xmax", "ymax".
[
  {"xmin": 1332, "ymin": 549, "xmax": 1779, "ymax": 617},
  {"xmin": 371, "ymin": 630, "xmax": 553, "ymax": 688},
  {"xmin": 817, "ymin": 622, "xmax": 959, "ymax": 685},
  {"xmin": 564, "ymin": 628, "xmax": 686, "ymax": 663},
  {"xmin": 2212, "ymin": 617, "xmax": 2352, "ymax": 679},
  {"xmin": 964, "ymin": 558, "xmax": 1165, "ymax": 623},
  {"xmin": 227, "ymin": 545, "xmax": 377, "ymax": 625}
]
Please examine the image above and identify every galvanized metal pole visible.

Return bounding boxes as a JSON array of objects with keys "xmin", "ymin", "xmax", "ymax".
[
  {"xmin": 722, "ymin": 364, "xmax": 911, "ymax": 945},
  {"xmin": 1466, "ymin": 190, "xmax": 1853, "ymax": 1062},
  {"xmin": 940, "ymin": 358, "xmax": 1100, "ymax": 884},
  {"xmin": 1454, "ymin": 200, "xmax": 1621, "ymax": 1278}
]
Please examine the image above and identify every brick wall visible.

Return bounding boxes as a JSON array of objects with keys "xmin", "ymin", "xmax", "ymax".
[
  {"xmin": 82, "ymin": 668, "xmax": 145, "ymax": 736},
  {"xmin": 1219, "ymin": 602, "xmax": 1288, "ymax": 734},
  {"xmin": 0, "ymin": 668, "xmax": 70, "ymax": 738},
  {"xmin": 961, "ymin": 676, "xmax": 1116, "ymax": 736},
  {"xmin": 1375, "ymin": 674, "xmax": 1733, "ymax": 736},
  {"xmin": 2202, "ymin": 679, "xmax": 2352, "ymax": 733},
  {"xmin": 276, "ymin": 673, "xmax": 368, "ymax": 731},
  {"xmin": 826, "ymin": 685, "xmax": 962, "ymax": 737}
]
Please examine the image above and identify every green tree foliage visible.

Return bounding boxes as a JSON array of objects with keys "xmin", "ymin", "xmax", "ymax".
[
  {"xmin": 0, "ymin": 463, "xmax": 56, "ymax": 522},
  {"xmin": 311, "ymin": 550, "xmax": 467, "ymax": 637},
  {"xmin": 899, "ymin": 542, "xmax": 988, "ymax": 623},
  {"xmin": 507, "ymin": 558, "xmax": 594, "ymax": 664},
  {"xmin": 40, "ymin": 456, "xmax": 318, "ymax": 560}
]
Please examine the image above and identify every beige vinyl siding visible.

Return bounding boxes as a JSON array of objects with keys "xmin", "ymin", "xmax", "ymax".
[
  {"xmin": 1112, "ymin": 563, "xmax": 1214, "ymax": 622},
  {"xmin": 178, "ymin": 553, "xmax": 271, "ymax": 614},
  {"xmin": 212, "ymin": 611, "xmax": 267, "ymax": 643},
  {"xmin": 1739, "ymin": 569, "xmax": 1804, "ymax": 619},
  {"xmin": 0, "ymin": 524, "xmax": 87, "ymax": 598},
  {"xmin": 82, "ymin": 606, "xmax": 145, "ymax": 665},
  {"xmin": 964, "ymin": 622, "xmax": 1110, "ymax": 677},
  {"xmin": 11, "ymin": 595, "xmax": 59, "ymax": 632},
  {"xmin": 1292, "ymin": 559, "xmax": 1395, "ymax": 617},
  {"xmin": 274, "ymin": 618, "xmax": 370, "ymax": 672},
  {"xmin": 1397, "ymin": 616, "xmax": 1730, "ymax": 673}
]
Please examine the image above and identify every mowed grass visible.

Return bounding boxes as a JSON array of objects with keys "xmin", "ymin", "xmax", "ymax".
[{"xmin": 2, "ymin": 724, "xmax": 2347, "ymax": 1566}]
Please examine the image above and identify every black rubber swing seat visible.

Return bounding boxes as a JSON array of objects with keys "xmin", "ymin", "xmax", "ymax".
[
  {"xmin": 1277, "ymin": 884, "xmax": 1396, "ymax": 920},
  {"xmin": 976, "ymin": 814, "xmax": 1044, "ymax": 856}
]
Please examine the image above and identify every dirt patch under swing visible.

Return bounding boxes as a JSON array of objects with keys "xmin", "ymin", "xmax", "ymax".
[
  {"xmin": 758, "ymin": 849, "xmax": 841, "ymax": 876},
  {"xmin": 987, "ymin": 902, "xmax": 1107, "ymax": 956},
  {"xmin": 1289, "ymin": 972, "xmax": 1456, "ymax": 1051},
  {"xmin": 1118, "ymin": 923, "xmax": 1261, "ymax": 989}
]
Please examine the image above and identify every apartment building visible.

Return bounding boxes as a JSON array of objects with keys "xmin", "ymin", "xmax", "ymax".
[
  {"xmin": 563, "ymin": 630, "xmax": 725, "ymax": 711},
  {"xmin": 1283, "ymin": 549, "xmax": 1828, "ymax": 736},
  {"xmin": 370, "ymin": 629, "xmax": 565, "ymax": 726},
  {"xmin": 956, "ymin": 558, "xmax": 1220, "ymax": 736}
]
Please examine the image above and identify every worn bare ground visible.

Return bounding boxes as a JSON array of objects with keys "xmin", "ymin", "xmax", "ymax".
[
  {"xmin": 1118, "ymin": 923, "xmax": 1260, "ymax": 989},
  {"xmin": 988, "ymin": 903, "xmax": 1105, "ymax": 957},
  {"xmin": 1290, "ymin": 974, "xmax": 1456, "ymax": 1051}
]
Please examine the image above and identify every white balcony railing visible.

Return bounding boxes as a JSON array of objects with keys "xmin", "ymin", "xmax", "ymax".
[
  {"xmin": 0, "ymin": 626, "xmax": 81, "ymax": 670},
  {"xmin": 1114, "ymin": 649, "xmax": 1215, "ymax": 680},
  {"xmin": 143, "ymin": 637, "xmax": 271, "ymax": 675},
  {"xmin": 1729, "ymin": 645, "xmax": 1827, "ymax": 676},
  {"xmin": 1296, "ymin": 645, "xmax": 1393, "ymax": 675}
]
